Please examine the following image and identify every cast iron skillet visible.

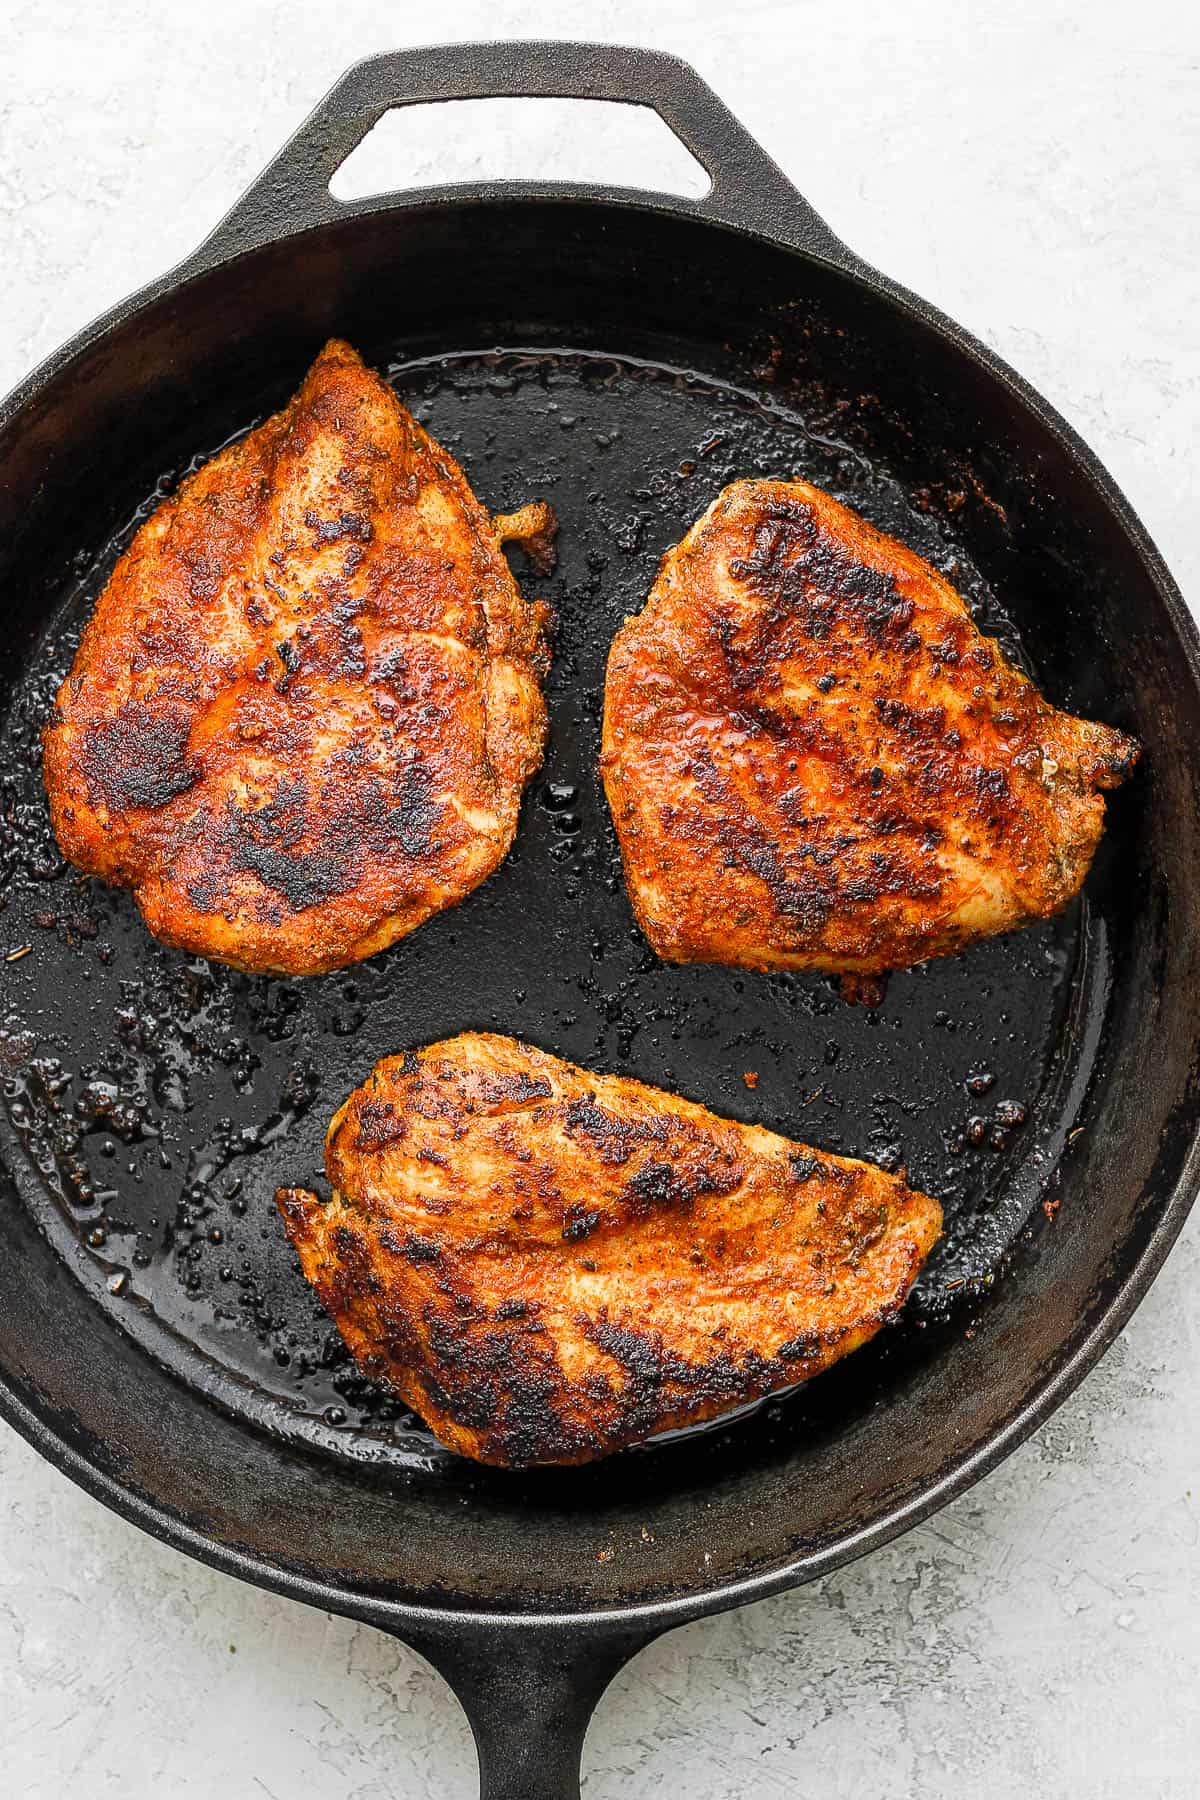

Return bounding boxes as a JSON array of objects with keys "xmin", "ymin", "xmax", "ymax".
[{"xmin": 1, "ymin": 41, "xmax": 1198, "ymax": 1799}]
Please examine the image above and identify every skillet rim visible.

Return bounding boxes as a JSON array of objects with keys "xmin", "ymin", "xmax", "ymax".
[{"xmin": 1, "ymin": 189, "xmax": 1198, "ymax": 1635}]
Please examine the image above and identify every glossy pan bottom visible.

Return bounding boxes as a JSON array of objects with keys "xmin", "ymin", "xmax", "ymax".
[
  {"xmin": 0, "ymin": 335, "xmax": 1123, "ymax": 1480},
  {"xmin": 0, "ymin": 194, "xmax": 1194, "ymax": 1623}
]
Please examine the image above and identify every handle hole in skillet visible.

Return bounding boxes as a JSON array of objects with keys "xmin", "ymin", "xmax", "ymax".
[{"xmin": 328, "ymin": 98, "xmax": 712, "ymax": 203}]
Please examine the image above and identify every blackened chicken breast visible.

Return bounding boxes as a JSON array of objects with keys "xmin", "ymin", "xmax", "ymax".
[
  {"xmin": 278, "ymin": 1033, "xmax": 942, "ymax": 1468},
  {"xmin": 43, "ymin": 339, "xmax": 556, "ymax": 975},
  {"xmin": 602, "ymin": 478, "xmax": 1137, "ymax": 986}
]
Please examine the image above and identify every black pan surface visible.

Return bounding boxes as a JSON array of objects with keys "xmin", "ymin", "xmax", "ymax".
[
  {"xmin": 0, "ymin": 43, "xmax": 1196, "ymax": 1800},
  {"xmin": 0, "ymin": 341, "xmax": 1101, "ymax": 1480}
]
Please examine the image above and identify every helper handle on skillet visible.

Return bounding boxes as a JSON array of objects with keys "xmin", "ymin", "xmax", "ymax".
[
  {"xmin": 391, "ymin": 1619, "xmax": 656, "ymax": 1800},
  {"xmin": 194, "ymin": 40, "xmax": 857, "ymax": 269}
]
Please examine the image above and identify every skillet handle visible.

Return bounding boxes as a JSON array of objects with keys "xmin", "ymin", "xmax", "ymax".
[
  {"xmin": 390, "ymin": 1619, "xmax": 653, "ymax": 1800},
  {"xmin": 193, "ymin": 40, "xmax": 854, "ymax": 268}
]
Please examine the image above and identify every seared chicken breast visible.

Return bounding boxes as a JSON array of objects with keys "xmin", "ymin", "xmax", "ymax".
[
  {"xmin": 602, "ymin": 479, "xmax": 1138, "ymax": 987},
  {"xmin": 43, "ymin": 339, "xmax": 556, "ymax": 975},
  {"xmin": 277, "ymin": 1033, "xmax": 942, "ymax": 1468}
]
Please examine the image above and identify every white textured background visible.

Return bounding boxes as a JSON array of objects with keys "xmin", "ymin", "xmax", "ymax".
[{"xmin": 2, "ymin": 2, "xmax": 1198, "ymax": 1795}]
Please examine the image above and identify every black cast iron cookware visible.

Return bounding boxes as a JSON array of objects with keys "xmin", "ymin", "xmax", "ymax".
[{"xmin": 1, "ymin": 41, "xmax": 1198, "ymax": 1799}]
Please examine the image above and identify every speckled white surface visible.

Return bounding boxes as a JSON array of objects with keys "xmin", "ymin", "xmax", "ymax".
[{"xmin": 2, "ymin": 3, "xmax": 1199, "ymax": 1795}]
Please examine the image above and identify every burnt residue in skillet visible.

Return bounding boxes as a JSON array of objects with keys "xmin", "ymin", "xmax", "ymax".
[{"xmin": 0, "ymin": 346, "xmax": 1120, "ymax": 1479}]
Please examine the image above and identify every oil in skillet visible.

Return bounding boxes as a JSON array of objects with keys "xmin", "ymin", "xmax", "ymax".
[{"xmin": 0, "ymin": 346, "xmax": 1082, "ymax": 1473}]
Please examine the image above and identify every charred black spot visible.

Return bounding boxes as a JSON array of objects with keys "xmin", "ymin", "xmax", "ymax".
[
  {"xmin": 624, "ymin": 1160, "xmax": 686, "ymax": 1209},
  {"xmin": 224, "ymin": 802, "xmax": 350, "ymax": 911},
  {"xmin": 971, "ymin": 764, "xmax": 1010, "ymax": 803},
  {"xmin": 471, "ymin": 1071, "xmax": 554, "ymax": 1108},
  {"xmin": 211, "ymin": 753, "xmax": 439, "ymax": 915},
  {"xmin": 304, "ymin": 507, "xmax": 373, "ymax": 546},
  {"xmin": 737, "ymin": 843, "xmax": 833, "ymax": 929},
  {"xmin": 562, "ymin": 1203, "xmax": 604, "ymax": 1242},
  {"xmin": 729, "ymin": 499, "xmax": 915, "ymax": 654},
  {"xmin": 355, "ymin": 1101, "xmax": 407, "ymax": 1151},
  {"xmin": 588, "ymin": 1319, "xmax": 671, "ymax": 1391},
  {"xmin": 874, "ymin": 695, "xmax": 945, "ymax": 739},
  {"xmin": 624, "ymin": 1158, "xmax": 732, "ymax": 1213},
  {"xmin": 585, "ymin": 1318, "xmax": 755, "ymax": 1427},
  {"xmin": 564, "ymin": 1098, "xmax": 669, "ymax": 1165},
  {"xmin": 274, "ymin": 636, "xmax": 302, "ymax": 690},
  {"xmin": 186, "ymin": 873, "xmax": 218, "ymax": 909},
  {"xmin": 80, "ymin": 701, "xmax": 200, "ymax": 811},
  {"xmin": 494, "ymin": 1380, "xmax": 579, "ymax": 1466},
  {"xmin": 400, "ymin": 1231, "xmax": 441, "ymax": 1265},
  {"xmin": 331, "ymin": 595, "xmax": 367, "ymax": 680},
  {"xmin": 376, "ymin": 757, "xmax": 439, "ymax": 859},
  {"xmin": 689, "ymin": 749, "xmax": 836, "ymax": 930},
  {"xmin": 331, "ymin": 1223, "xmax": 361, "ymax": 1258}
]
